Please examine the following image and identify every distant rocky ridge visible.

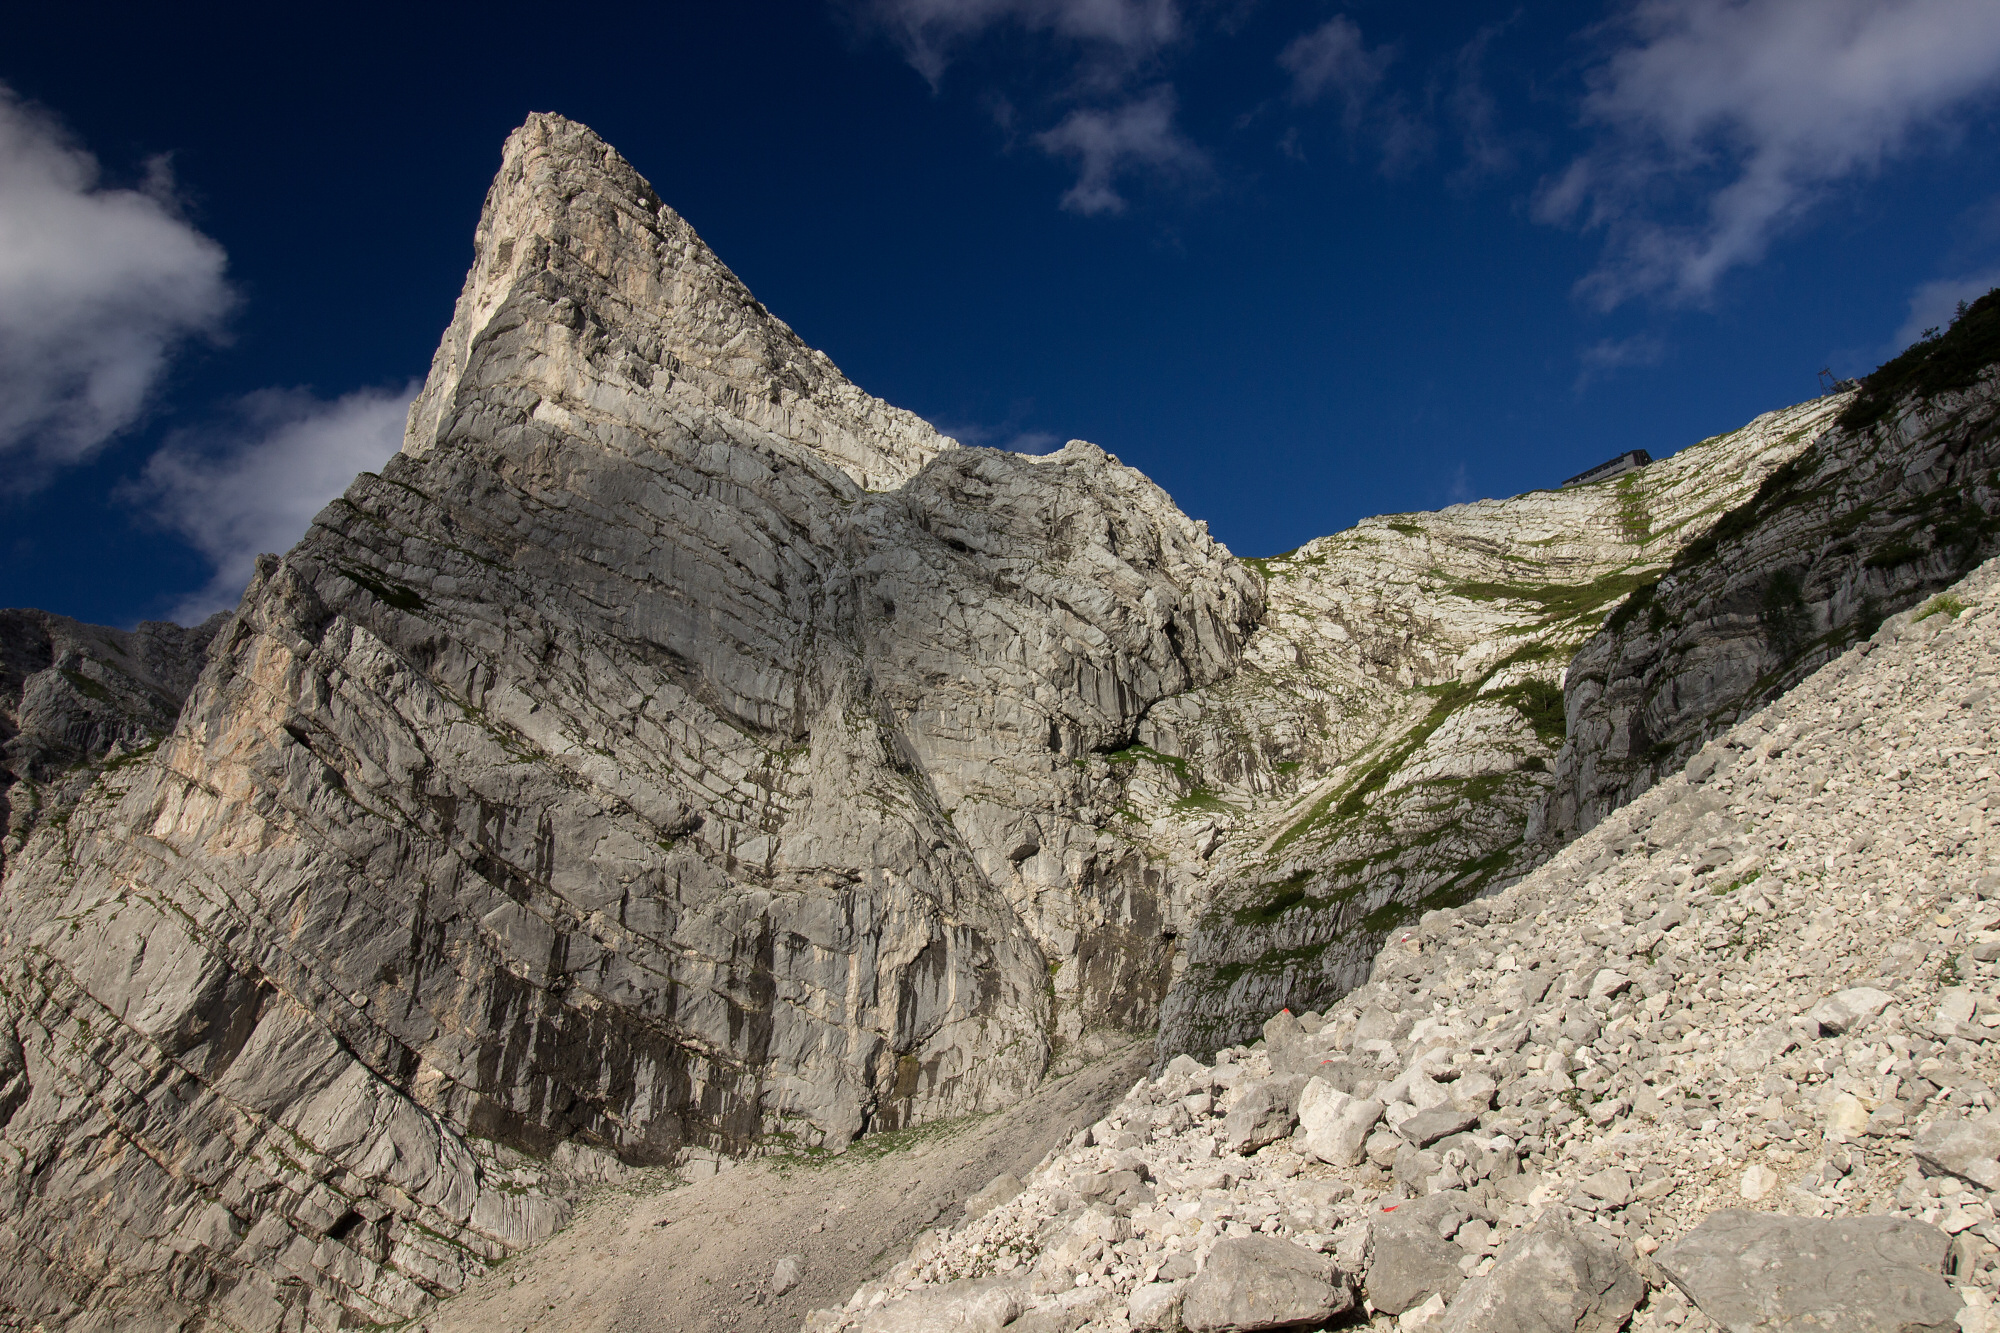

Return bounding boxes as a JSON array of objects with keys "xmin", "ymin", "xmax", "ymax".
[
  {"xmin": 0, "ymin": 609, "xmax": 223, "ymax": 865},
  {"xmin": 0, "ymin": 110, "xmax": 1994, "ymax": 1333},
  {"xmin": 1538, "ymin": 294, "xmax": 2000, "ymax": 845},
  {"xmin": 1148, "ymin": 395, "xmax": 1848, "ymax": 1062}
]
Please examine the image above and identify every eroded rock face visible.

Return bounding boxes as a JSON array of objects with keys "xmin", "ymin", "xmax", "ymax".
[
  {"xmin": 1153, "ymin": 394, "xmax": 1846, "ymax": 1060},
  {"xmin": 0, "ymin": 114, "xmax": 1254, "ymax": 1330},
  {"xmin": 1535, "ymin": 364, "xmax": 2000, "ymax": 847},
  {"xmin": 0, "ymin": 608, "xmax": 223, "ymax": 864}
]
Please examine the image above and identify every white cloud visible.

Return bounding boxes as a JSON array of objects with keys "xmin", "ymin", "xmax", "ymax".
[
  {"xmin": 863, "ymin": 0, "xmax": 1180, "ymax": 89},
  {"xmin": 935, "ymin": 418, "xmax": 1063, "ymax": 454},
  {"xmin": 1034, "ymin": 86, "xmax": 1205, "ymax": 214},
  {"xmin": 1279, "ymin": 16, "xmax": 1391, "ymax": 120},
  {"xmin": 858, "ymin": 0, "xmax": 1201, "ymax": 215},
  {"xmin": 130, "ymin": 385, "xmax": 414, "ymax": 622},
  {"xmin": 1542, "ymin": 0, "xmax": 2000, "ymax": 307},
  {"xmin": 1894, "ymin": 266, "xmax": 2000, "ymax": 350},
  {"xmin": 1574, "ymin": 333, "xmax": 1667, "ymax": 390},
  {"xmin": 0, "ymin": 85, "xmax": 232, "ymax": 480}
]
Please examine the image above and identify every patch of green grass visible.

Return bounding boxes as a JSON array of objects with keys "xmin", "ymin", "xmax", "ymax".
[
  {"xmin": 1448, "ymin": 568, "xmax": 1660, "ymax": 625},
  {"xmin": 1713, "ymin": 869, "xmax": 1763, "ymax": 896},
  {"xmin": 1605, "ymin": 577, "xmax": 1659, "ymax": 633},
  {"xmin": 1864, "ymin": 540, "xmax": 1926, "ymax": 570},
  {"xmin": 1097, "ymin": 744, "xmax": 1190, "ymax": 781},
  {"xmin": 1484, "ymin": 678, "xmax": 1566, "ymax": 746},
  {"xmin": 100, "ymin": 737, "xmax": 163, "ymax": 773},
  {"xmin": 1915, "ymin": 594, "xmax": 1968, "ymax": 622},
  {"xmin": 1616, "ymin": 473, "xmax": 1652, "ymax": 543},
  {"xmin": 1387, "ymin": 522, "xmax": 1425, "ymax": 537},
  {"xmin": 1236, "ymin": 870, "xmax": 1313, "ymax": 925},
  {"xmin": 58, "ymin": 669, "xmax": 111, "ymax": 703}
]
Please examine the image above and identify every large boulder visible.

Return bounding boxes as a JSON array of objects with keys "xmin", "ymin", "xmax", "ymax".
[
  {"xmin": 1653, "ymin": 1210, "xmax": 1957, "ymax": 1333},
  {"xmin": 1180, "ymin": 1236, "xmax": 1354, "ymax": 1332},
  {"xmin": 856, "ymin": 1278, "xmax": 1025, "ymax": 1333},
  {"xmin": 1363, "ymin": 1194, "xmax": 1471, "ymax": 1315},
  {"xmin": 1128, "ymin": 1280, "xmax": 1186, "ymax": 1331},
  {"xmin": 1297, "ymin": 1079, "xmax": 1383, "ymax": 1168},
  {"xmin": 1914, "ymin": 1113, "xmax": 2000, "ymax": 1191},
  {"xmin": 1223, "ymin": 1076, "xmax": 1307, "ymax": 1154},
  {"xmin": 1438, "ymin": 1212, "xmax": 1641, "ymax": 1333}
]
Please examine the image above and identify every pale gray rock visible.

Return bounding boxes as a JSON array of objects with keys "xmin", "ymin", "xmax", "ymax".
[
  {"xmin": 1914, "ymin": 1114, "xmax": 2000, "ymax": 1191},
  {"xmin": 1364, "ymin": 1195, "xmax": 1469, "ymax": 1315},
  {"xmin": 1296, "ymin": 1080, "xmax": 1381, "ymax": 1167},
  {"xmin": 1808, "ymin": 985, "xmax": 1895, "ymax": 1035},
  {"xmin": 1179, "ymin": 1235, "xmax": 1353, "ymax": 1332},
  {"xmin": 854, "ymin": 1277, "xmax": 1024, "ymax": 1333},
  {"xmin": 1223, "ymin": 1077, "xmax": 1303, "ymax": 1153},
  {"xmin": 964, "ymin": 1172, "xmax": 1025, "ymax": 1220},
  {"xmin": 0, "ymin": 114, "xmax": 1256, "ymax": 1331},
  {"xmin": 1160, "ymin": 390, "xmax": 1849, "ymax": 1061},
  {"xmin": 0, "ymin": 607, "xmax": 223, "ymax": 865},
  {"xmin": 1536, "ymin": 365, "xmax": 2000, "ymax": 848},
  {"xmin": 1127, "ymin": 1279, "xmax": 1186, "ymax": 1331},
  {"xmin": 1654, "ymin": 1210, "xmax": 1957, "ymax": 1333},
  {"xmin": 1437, "ymin": 1212, "xmax": 1642, "ymax": 1333},
  {"xmin": 1396, "ymin": 1106, "xmax": 1482, "ymax": 1148},
  {"xmin": 772, "ymin": 1253, "xmax": 804, "ymax": 1297}
]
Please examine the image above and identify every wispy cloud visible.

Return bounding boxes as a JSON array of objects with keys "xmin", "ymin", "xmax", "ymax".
[
  {"xmin": 1446, "ymin": 26, "xmax": 1516, "ymax": 184},
  {"xmin": 1279, "ymin": 18, "xmax": 1518, "ymax": 180},
  {"xmin": 936, "ymin": 416, "xmax": 1064, "ymax": 454},
  {"xmin": 128, "ymin": 385, "xmax": 414, "ymax": 622},
  {"xmin": 855, "ymin": 0, "xmax": 1201, "ymax": 214},
  {"xmin": 1541, "ymin": 0, "xmax": 2000, "ymax": 308},
  {"xmin": 861, "ymin": 0, "xmax": 1181, "ymax": 89},
  {"xmin": 1893, "ymin": 266, "xmax": 2000, "ymax": 351},
  {"xmin": 1574, "ymin": 333, "xmax": 1667, "ymax": 390},
  {"xmin": 1279, "ymin": 16, "xmax": 1392, "ymax": 122},
  {"xmin": 1034, "ymin": 85, "xmax": 1205, "ymax": 214},
  {"xmin": 0, "ymin": 84, "xmax": 233, "ymax": 482}
]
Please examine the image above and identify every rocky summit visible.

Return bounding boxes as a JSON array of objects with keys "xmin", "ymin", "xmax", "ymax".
[{"xmin": 0, "ymin": 112, "xmax": 1996, "ymax": 1333}]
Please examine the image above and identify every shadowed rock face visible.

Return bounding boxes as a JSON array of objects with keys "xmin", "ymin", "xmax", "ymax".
[
  {"xmin": 1149, "ymin": 393, "xmax": 1848, "ymax": 1062},
  {"xmin": 0, "ymin": 114, "xmax": 1256, "ymax": 1330},
  {"xmin": 6, "ymin": 110, "xmax": 1983, "ymax": 1333},
  {"xmin": 0, "ymin": 608, "xmax": 223, "ymax": 865},
  {"xmin": 1535, "ymin": 368, "xmax": 2000, "ymax": 846}
]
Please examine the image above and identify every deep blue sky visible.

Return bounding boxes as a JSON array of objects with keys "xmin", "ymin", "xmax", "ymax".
[{"xmin": 5, "ymin": 0, "xmax": 2000, "ymax": 627}]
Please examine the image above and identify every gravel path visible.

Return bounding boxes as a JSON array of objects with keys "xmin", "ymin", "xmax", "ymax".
[{"xmin": 411, "ymin": 1043, "xmax": 1150, "ymax": 1333}]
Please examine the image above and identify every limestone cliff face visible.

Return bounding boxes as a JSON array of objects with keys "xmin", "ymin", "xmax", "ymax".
[
  {"xmin": 3, "ymin": 109, "xmax": 1974, "ymax": 1332},
  {"xmin": 1148, "ymin": 393, "xmax": 1849, "ymax": 1060},
  {"xmin": 1536, "ymin": 343, "xmax": 2000, "ymax": 846},
  {"xmin": 0, "ymin": 609, "xmax": 223, "ymax": 867},
  {"xmin": 0, "ymin": 115, "xmax": 1254, "ymax": 1331}
]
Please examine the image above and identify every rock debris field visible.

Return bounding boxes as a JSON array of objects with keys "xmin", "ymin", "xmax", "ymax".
[{"xmin": 807, "ymin": 555, "xmax": 2000, "ymax": 1332}]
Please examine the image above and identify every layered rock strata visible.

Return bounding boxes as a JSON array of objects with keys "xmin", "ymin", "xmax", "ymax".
[
  {"xmin": 0, "ymin": 115, "xmax": 1254, "ymax": 1329},
  {"xmin": 815, "ymin": 554, "xmax": 2000, "ymax": 1333},
  {"xmin": 1538, "ymin": 297, "xmax": 2000, "ymax": 845},
  {"xmin": 1149, "ymin": 393, "xmax": 1848, "ymax": 1060},
  {"xmin": 0, "ymin": 609, "xmax": 222, "ymax": 866}
]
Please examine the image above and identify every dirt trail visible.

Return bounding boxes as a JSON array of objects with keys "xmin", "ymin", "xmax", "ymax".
[{"xmin": 413, "ymin": 1043, "xmax": 1150, "ymax": 1333}]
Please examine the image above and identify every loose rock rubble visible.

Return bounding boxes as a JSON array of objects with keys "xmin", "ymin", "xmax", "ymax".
[{"xmin": 807, "ymin": 556, "xmax": 2000, "ymax": 1331}]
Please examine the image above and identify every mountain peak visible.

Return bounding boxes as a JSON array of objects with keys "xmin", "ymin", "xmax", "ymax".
[{"xmin": 402, "ymin": 113, "xmax": 951, "ymax": 491}]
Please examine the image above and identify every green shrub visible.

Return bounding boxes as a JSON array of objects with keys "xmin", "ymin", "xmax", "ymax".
[{"xmin": 1839, "ymin": 287, "xmax": 2000, "ymax": 430}]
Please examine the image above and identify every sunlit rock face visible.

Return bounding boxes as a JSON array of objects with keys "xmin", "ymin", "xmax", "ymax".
[
  {"xmin": 4, "ymin": 110, "xmax": 1983, "ymax": 1333},
  {"xmin": 0, "ymin": 114, "xmax": 1255, "ymax": 1329}
]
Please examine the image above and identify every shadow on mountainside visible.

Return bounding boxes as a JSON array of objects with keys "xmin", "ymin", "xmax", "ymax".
[{"xmin": 412, "ymin": 1043, "xmax": 1151, "ymax": 1333}]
